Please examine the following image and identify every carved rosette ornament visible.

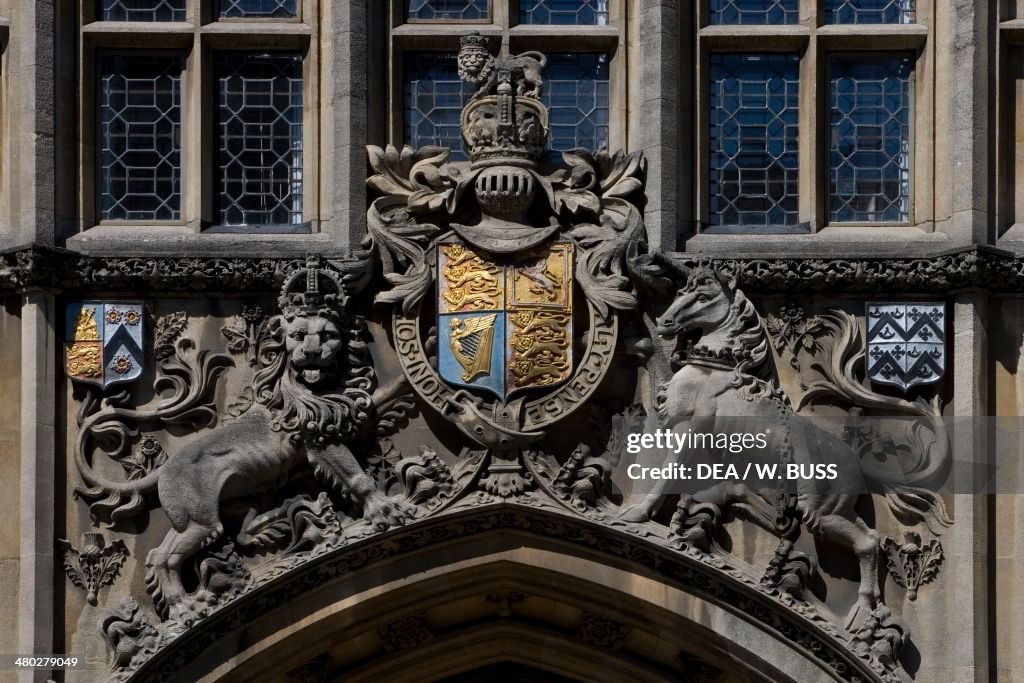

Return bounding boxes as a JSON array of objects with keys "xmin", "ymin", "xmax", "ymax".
[{"xmin": 359, "ymin": 33, "xmax": 645, "ymax": 508}]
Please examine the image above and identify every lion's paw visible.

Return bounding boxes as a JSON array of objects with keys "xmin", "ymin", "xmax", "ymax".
[{"xmin": 363, "ymin": 493, "xmax": 415, "ymax": 532}]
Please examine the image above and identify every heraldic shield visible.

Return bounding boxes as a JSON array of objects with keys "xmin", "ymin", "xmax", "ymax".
[
  {"xmin": 866, "ymin": 302, "xmax": 946, "ymax": 391},
  {"xmin": 65, "ymin": 302, "xmax": 145, "ymax": 388},
  {"xmin": 438, "ymin": 240, "xmax": 574, "ymax": 401}
]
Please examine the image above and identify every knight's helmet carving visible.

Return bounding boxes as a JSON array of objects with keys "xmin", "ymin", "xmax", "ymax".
[{"xmin": 457, "ymin": 33, "xmax": 551, "ymax": 249}]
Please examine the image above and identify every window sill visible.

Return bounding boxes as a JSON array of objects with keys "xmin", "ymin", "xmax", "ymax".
[
  {"xmin": 815, "ymin": 23, "xmax": 928, "ymax": 50},
  {"xmin": 698, "ymin": 24, "xmax": 810, "ymax": 51},
  {"xmin": 685, "ymin": 224, "xmax": 954, "ymax": 259},
  {"xmin": 65, "ymin": 225, "xmax": 338, "ymax": 258}
]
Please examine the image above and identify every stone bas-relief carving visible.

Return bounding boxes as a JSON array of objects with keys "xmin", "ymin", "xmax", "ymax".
[
  {"xmin": 64, "ymin": 36, "xmax": 953, "ymax": 683},
  {"xmin": 622, "ymin": 263, "xmax": 950, "ymax": 623},
  {"xmin": 74, "ymin": 263, "xmax": 414, "ymax": 642},
  {"xmin": 58, "ymin": 533, "xmax": 129, "ymax": 606}
]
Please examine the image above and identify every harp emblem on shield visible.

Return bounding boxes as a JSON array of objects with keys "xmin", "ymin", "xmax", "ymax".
[{"xmin": 449, "ymin": 313, "xmax": 498, "ymax": 382}]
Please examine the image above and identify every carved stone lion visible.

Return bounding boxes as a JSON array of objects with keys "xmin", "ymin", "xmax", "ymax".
[
  {"xmin": 458, "ymin": 32, "xmax": 546, "ymax": 100},
  {"xmin": 76, "ymin": 264, "xmax": 412, "ymax": 623}
]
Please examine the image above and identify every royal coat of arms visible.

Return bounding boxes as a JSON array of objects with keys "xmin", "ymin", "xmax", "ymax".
[
  {"xmin": 438, "ymin": 240, "xmax": 574, "ymax": 400},
  {"xmin": 865, "ymin": 303, "xmax": 945, "ymax": 391},
  {"xmin": 359, "ymin": 32, "xmax": 644, "ymax": 471},
  {"xmin": 65, "ymin": 302, "xmax": 145, "ymax": 388}
]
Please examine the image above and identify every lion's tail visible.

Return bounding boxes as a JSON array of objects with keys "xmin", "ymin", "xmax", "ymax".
[
  {"xmin": 521, "ymin": 50, "xmax": 547, "ymax": 66},
  {"xmin": 74, "ymin": 442, "xmax": 161, "ymax": 526}
]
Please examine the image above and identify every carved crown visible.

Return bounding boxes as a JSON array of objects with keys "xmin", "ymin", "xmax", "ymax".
[
  {"xmin": 457, "ymin": 33, "xmax": 549, "ymax": 169},
  {"xmin": 278, "ymin": 257, "xmax": 348, "ymax": 322}
]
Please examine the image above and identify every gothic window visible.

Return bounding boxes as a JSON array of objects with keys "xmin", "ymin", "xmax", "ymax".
[
  {"xmin": 707, "ymin": 0, "xmax": 798, "ymax": 25},
  {"xmin": 99, "ymin": 54, "xmax": 183, "ymax": 221},
  {"xmin": 698, "ymin": 1, "xmax": 929, "ymax": 233},
  {"xmin": 215, "ymin": 52, "xmax": 304, "ymax": 227},
  {"xmin": 708, "ymin": 53, "xmax": 799, "ymax": 229},
  {"xmin": 390, "ymin": 1, "xmax": 622, "ymax": 159},
  {"xmin": 404, "ymin": 53, "xmax": 475, "ymax": 160},
  {"xmin": 80, "ymin": 2, "xmax": 317, "ymax": 231},
  {"xmin": 520, "ymin": 0, "xmax": 609, "ymax": 25},
  {"xmin": 99, "ymin": 0, "xmax": 186, "ymax": 22},
  {"xmin": 544, "ymin": 53, "xmax": 610, "ymax": 154},
  {"xmin": 825, "ymin": 0, "xmax": 915, "ymax": 25},
  {"xmin": 218, "ymin": 0, "xmax": 298, "ymax": 19},
  {"xmin": 829, "ymin": 54, "xmax": 912, "ymax": 223},
  {"xmin": 408, "ymin": 0, "xmax": 490, "ymax": 22}
]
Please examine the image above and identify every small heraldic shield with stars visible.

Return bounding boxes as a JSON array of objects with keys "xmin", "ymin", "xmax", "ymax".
[
  {"xmin": 865, "ymin": 302, "xmax": 945, "ymax": 392},
  {"xmin": 65, "ymin": 302, "xmax": 145, "ymax": 388}
]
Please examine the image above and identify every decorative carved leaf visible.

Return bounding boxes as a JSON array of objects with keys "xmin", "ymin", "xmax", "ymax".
[
  {"xmin": 571, "ymin": 200, "xmax": 644, "ymax": 316},
  {"xmin": 153, "ymin": 312, "xmax": 188, "ymax": 361},
  {"xmin": 365, "ymin": 198, "xmax": 441, "ymax": 314},
  {"xmin": 97, "ymin": 540, "xmax": 130, "ymax": 587},
  {"xmin": 367, "ymin": 145, "xmax": 452, "ymax": 213},
  {"xmin": 221, "ymin": 323, "xmax": 249, "ymax": 355},
  {"xmin": 596, "ymin": 149, "xmax": 645, "ymax": 199},
  {"xmin": 225, "ymin": 386, "xmax": 255, "ymax": 419},
  {"xmin": 58, "ymin": 541, "xmax": 88, "ymax": 591}
]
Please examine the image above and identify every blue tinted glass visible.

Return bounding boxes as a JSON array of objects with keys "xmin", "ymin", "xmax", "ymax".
[
  {"xmin": 218, "ymin": 0, "xmax": 297, "ymax": 18},
  {"xmin": 99, "ymin": 54, "xmax": 182, "ymax": 221},
  {"xmin": 829, "ymin": 55, "xmax": 912, "ymax": 223},
  {"xmin": 708, "ymin": 0, "xmax": 798, "ymax": 24},
  {"xmin": 541, "ymin": 54, "xmax": 610, "ymax": 154},
  {"xmin": 100, "ymin": 0, "xmax": 185, "ymax": 21},
  {"xmin": 520, "ymin": 0, "xmax": 608, "ymax": 25},
  {"xmin": 409, "ymin": 0, "xmax": 489, "ymax": 20},
  {"xmin": 709, "ymin": 54, "xmax": 799, "ymax": 229},
  {"xmin": 825, "ymin": 0, "xmax": 915, "ymax": 24},
  {"xmin": 404, "ymin": 53, "xmax": 474, "ymax": 161},
  {"xmin": 215, "ymin": 52, "xmax": 303, "ymax": 226}
]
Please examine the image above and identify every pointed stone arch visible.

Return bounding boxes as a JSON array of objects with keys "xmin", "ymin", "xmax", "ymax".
[{"xmin": 130, "ymin": 508, "xmax": 880, "ymax": 682}]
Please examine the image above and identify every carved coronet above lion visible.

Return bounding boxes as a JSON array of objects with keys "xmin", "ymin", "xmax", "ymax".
[{"xmin": 64, "ymin": 37, "xmax": 953, "ymax": 683}]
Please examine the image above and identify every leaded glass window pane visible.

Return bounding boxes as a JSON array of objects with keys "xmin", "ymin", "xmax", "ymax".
[
  {"xmin": 404, "ymin": 52, "xmax": 474, "ymax": 161},
  {"xmin": 99, "ymin": 0, "xmax": 186, "ymax": 22},
  {"xmin": 542, "ymin": 53, "xmax": 609, "ymax": 154},
  {"xmin": 218, "ymin": 0, "xmax": 297, "ymax": 18},
  {"xmin": 829, "ymin": 55, "xmax": 912, "ymax": 223},
  {"xmin": 520, "ymin": 0, "xmax": 609, "ymax": 25},
  {"xmin": 825, "ymin": 0, "xmax": 915, "ymax": 25},
  {"xmin": 99, "ymin": 54, "xmax": 182, "ymax": 221},
  {"xmin": 408, "ymin": 0, "xmax": 489, "ymax": 21},
  {"xmin": 708, "ymin": 0, "xmax": 798, "ymax": 25},
  {"xmin": 709, "ymin": 53, "xmax": 799, "ymax": 229},
  {"xmin": 215, "ymin": 52, "xmax": 303, "ymax": 227}
]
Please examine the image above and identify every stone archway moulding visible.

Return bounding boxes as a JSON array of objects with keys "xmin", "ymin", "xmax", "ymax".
[{"xmin": 130, "ymin": 507, "xmax": 880, "ymax": 682}]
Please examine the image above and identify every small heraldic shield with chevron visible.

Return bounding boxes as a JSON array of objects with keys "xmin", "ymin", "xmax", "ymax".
[
  {"xmin": 65, "ymin": 301, "xmax": 145, "ymax": 388},
  {"xmin": 865, "ymin": 302, "xmax": 945, "ymax": 392}
]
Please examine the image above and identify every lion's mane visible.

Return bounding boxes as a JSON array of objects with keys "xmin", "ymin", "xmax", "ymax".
[{"xmin": 251, "ymin": 312, "xmax": 374, "ymax": 446}]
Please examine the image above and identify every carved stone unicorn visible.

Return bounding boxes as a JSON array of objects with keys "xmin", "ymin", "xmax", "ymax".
[{"xmin": 621, "ymin": 263, "xmax": 950, "ymax": 624}]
